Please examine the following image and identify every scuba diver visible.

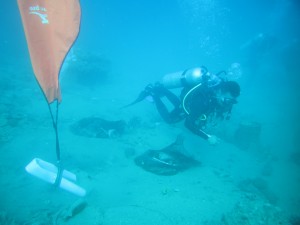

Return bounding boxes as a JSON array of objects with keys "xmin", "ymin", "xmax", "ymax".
[{"xmin": 124, "ymin": 66, "xmax": 240, "ymax": 145}]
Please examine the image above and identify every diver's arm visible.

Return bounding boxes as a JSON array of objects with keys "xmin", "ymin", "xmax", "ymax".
[
  {"xmin": 184, "ymin": 116, "xmax": 210, "ymax": 140},
  {"xmin": 184, "ymin": 116, "xmax": 219, "ymax": 145}
]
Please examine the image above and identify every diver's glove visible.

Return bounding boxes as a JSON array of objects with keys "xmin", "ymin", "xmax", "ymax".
[{"xmin": 207, "ymin": 134, "xmax": 220, "ymax": 145}]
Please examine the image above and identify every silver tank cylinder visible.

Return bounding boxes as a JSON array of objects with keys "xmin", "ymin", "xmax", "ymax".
[{"xmin": 161, "ymin": 67, "xmax": 206, "ymax": 89}]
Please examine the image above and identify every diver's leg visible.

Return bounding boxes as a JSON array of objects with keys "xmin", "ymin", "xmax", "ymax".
[
  {"xmin": 161, "ymin": 88, "xmax": 181, "ymax": 108},
  {"xmin": 151, "ymin": 85, "xmax": 183, "ymax": 123},
  {"xmin": 152, "ymin": 95, "xmax": 174, "ymax": 123},
  {"xmin": 153, "ymin": 83, "xmax": 181, "ymax": 108}
]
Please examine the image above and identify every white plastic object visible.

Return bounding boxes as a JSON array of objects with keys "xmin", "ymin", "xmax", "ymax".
[{"xmin": 25, "ymin": 158, "xmax": 86, "ymax": 197}]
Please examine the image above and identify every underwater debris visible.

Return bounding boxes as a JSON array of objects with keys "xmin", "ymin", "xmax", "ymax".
[
  {"xmin": 70, "ymin": 117, "xmax": 126, "ymax": 138},
  {"xmin": 135, "ymin": 135, "xmax": 200, "ymax": 176},
  {"xmin": 61, "ymin": 199, "xmax": 87, "ymax": 221},
  {"xmin": 53, "ymin": 199, "xmax": 87, "ymax": 224},
  {"xmin": 234, "ymin": 121, "xmax": 261, "ymax": 150}
]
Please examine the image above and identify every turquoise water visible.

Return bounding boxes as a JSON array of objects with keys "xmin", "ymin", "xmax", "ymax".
[{"xmin": 0, "ymin": 0, "xmax": 299, "ymax": 224}]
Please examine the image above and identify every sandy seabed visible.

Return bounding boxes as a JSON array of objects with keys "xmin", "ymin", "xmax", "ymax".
[{"xmin": 0, "ymin": 62, "xmax": 299, "ymax": 225}]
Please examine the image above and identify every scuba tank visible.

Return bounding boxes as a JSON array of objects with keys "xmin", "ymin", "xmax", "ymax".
[
  {"xmin": 161, "ymin": 67, "xmax": 208, "ymax": 89},
  {"xmin": 161, "ymin": 66, "xmax": 222, "ymax": 89}
]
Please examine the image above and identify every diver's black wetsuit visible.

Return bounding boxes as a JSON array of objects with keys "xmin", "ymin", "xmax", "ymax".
[
  {"xmin": 151, "ymin": 84, "xmax": 226, "ymax": 140},
  {"xmin": 151, "ymin": 85, "xmax": 184, "ymax": 124}
]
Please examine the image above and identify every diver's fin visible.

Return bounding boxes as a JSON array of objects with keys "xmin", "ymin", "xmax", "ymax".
[
  {"xmin": 121, "ymin": 90, "xmax": 149, "ymax": 108},
  {"xmin": 121, "ymin": 84, "xmax": 156, "ymax": 108}
]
